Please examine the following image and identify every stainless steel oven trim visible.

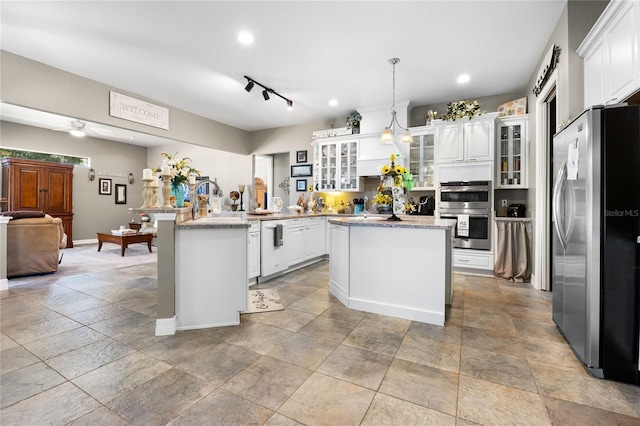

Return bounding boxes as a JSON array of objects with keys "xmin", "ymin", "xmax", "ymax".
[{"xmin": 440, "ymin": 186, "xmax": 490, "ymax": 193}]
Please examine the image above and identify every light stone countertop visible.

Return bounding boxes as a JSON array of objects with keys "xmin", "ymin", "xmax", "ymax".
[{"xmin": 328, "ymin": 216, "xmax": 457, "ymax": 229}]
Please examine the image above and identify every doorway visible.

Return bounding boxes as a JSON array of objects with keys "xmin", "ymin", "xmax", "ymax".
[
  {"xmin": 534, "ymin": 70, "xmax": 558, "ymax": 292},
  {"xmin": 546, "ymin": 90, "xmax": 557, "ymax": 291},
  {"xmin": 254, "ymin": 153, "xmax": 290, "ymax": 210}
]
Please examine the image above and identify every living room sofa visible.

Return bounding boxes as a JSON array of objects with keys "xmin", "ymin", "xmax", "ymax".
[{"xmin": 6, "ymin": 212, "xmax": 67, "ymax": 277}]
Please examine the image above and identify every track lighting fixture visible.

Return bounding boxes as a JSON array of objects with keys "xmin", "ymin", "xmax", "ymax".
[{"xmin": 243, "ymin": 76, "xmax": 293, "ymax": 110}]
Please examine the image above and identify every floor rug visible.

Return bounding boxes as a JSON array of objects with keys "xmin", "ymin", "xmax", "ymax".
[{"xmin": 243, "ymin": 289, "xmax": 284, "ymax": 314}]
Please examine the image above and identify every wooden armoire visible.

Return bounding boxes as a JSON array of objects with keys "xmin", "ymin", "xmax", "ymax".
[{"xmin": 1, "ymin": 158, "xmax": 74, "ymax": 248}]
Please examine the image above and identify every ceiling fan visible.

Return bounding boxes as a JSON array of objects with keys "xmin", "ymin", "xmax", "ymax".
[{"xmin": 52, "ymin": 119, "xmax": 113, "ymax": 138}]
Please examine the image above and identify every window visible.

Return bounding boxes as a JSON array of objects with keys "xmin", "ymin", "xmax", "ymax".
[{"xmin": 0, "ymin": 147, "xmax": 90, "ymax": 167}]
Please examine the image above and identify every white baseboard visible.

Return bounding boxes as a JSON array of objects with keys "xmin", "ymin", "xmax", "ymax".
[
  {"xmin": 72, "ymin": 239, "xmax": 98, "ymax": 246},
  {"xmin": 531, "ymin": 273, "xmax": 540, "ymax": 290},
  {"xmin": 0, "ymin": 278, "xmax": 8, "ymax": 291},
  {"xmin": 155, "ymin": 317, "xmax": 176, "ymax": 336}
]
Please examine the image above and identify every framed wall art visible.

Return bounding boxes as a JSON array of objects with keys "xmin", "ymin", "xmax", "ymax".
[
  {"xmin": 296, "ymin": 179, "xmax": 307, "ymax": 192},
  {"xmin": 296, "ymin": 150, "xmax": 307, "ymax": 163},
  {"xmin": 99, "ymin": 178, "xmax": 112, "ymax": 195},
  {"xmin": 115, "ymin": 184, "xmax": 127, "ymax": 204},
  {"xmin": 291, "ymin": 164, "xmax": 313, "ymax": 177}
]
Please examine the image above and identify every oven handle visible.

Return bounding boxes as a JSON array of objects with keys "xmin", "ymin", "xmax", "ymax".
[
  {"xmin": 439, "ymin": 187, "xmax": 490, "ymax": 193},
  {"xmin": 440, "ymin": 214, "xmax": 489, "ymax": 219}
]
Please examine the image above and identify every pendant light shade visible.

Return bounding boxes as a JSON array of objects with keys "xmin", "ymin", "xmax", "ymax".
[
  {"xmin": 381, "ymin": 58, "xmax": 412, "ymax": 145},
  {"xmin": 401, "ymin": 129, "xmax": 413, "ymax": 144},
  {"xmin": 381, "ymin": 127, "xmax": 393, "ymax": 144}
]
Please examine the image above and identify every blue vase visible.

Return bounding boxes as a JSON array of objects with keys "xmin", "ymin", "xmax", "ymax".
[{"xmin": 171, "ymin": 182, "xmax": 185, "ymax": 208}]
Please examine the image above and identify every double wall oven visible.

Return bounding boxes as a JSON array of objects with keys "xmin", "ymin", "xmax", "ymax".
[{"xmin": 439, "ymin": 180, "xmax": 491, "ymax": 250}]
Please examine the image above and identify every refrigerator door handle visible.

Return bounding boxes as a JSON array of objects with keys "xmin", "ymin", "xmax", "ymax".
[{"xmin": 552, "ymin": 161, "xmax": 568, "ymax": 250}]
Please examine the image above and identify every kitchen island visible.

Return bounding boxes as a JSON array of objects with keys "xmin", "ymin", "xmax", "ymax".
[
  {"xmin": 174, "ymin": 217, "xmax": 249, "ymax": 331},
  {"xmin": 328, "ymin": 216, "xmax": 456, "ymax": 326}
]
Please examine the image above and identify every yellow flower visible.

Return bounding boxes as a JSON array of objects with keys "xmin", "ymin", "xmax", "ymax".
[
  {"xmin": 390, "ymin": 153, "xmax": 397, "ymax": 162},
  {"xmin": 381, "ymin": 165, "xmax": 391, "ymax": 175},
  {"xmin": 394, "ymin": 166, "xmax": 403, "ymax": 175},
  {"xmin": 308, "ymin": 185, "xmax": 314, "ymax": 192}
]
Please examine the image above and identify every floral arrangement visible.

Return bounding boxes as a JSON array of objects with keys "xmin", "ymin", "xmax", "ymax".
[
  {"xmin": 441, "ymin": 100, "xmax": 482, "ymax": 121},
  {"xmin": 373, "ymin": 154, "xmax": 415, "ymax": 215},
  {"xmin": 155, "ymin": 151, "xmax": 201, "ymax": 185},
  {"xmin": 346, "ymin": 111, "xmax": 362, "ymax": 129}
]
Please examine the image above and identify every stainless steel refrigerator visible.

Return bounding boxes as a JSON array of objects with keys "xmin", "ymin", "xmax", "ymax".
[{"xmin": 552, "ymin": 104, "xmax": 640, "ymax": 385}]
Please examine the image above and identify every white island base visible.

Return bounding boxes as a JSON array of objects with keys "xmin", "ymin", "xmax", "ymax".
[
  {"xmin": 328, "ymin": 217, "xmax": 455, "ymax": 326},
  {"xmin": 175, "ymin": 224, "xmax": 248, "ymax": 330}
]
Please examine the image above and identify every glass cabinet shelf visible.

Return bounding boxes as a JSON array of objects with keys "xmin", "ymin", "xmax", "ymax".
[
  {"xmin": 496, "ymin": 116, "xmax": 527, "ymax": 188},
  {"xmin": 409, "ymin": 131, "xmax": 435, "ymax": 190}
]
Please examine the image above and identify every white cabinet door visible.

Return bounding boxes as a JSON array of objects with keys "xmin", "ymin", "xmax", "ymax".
[
  {"xmin": 329, "ymin": 223, "xmax": 349, "ymax": 299},
  {"xmin": 436, "ymin": 123, "xmax": 463, "ymax": 163},
  {"xmin": 303, "ymin": 222, "xmax": 319, "ymax": 260},
  {"xmin": 464, "ymin": 119, "xmax": 494, "ymax": 162},
  {"xmin": 325, "ymin": 217, "xmax": 331, "ymax": 255},
  {"xmin": 316, "ymin": 217, "xmax": 326, "ymax": 256},
  {"xmin": 288, "ymin": 225, "xmax": 305, "ymax": 266},
  {"xmin": 606, "ymin": 0, "xmax": 640, "ymax": 104},
  {"xmin": 248, "ymin": 231, "xmax": 260, "ymax": 280},
  {"xmin": 579, "ymin": 0, "xmax": 640, "ymax": 107},
  {"xmin": 584, "ymin": 36, "xmax": 607, "ymax": 108}
]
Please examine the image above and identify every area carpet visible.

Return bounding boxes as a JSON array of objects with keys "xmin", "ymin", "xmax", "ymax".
[
  {"xmin": 243, "ymin": 289, "xmax": 284, "ymax": 314},
  {"xmin": 48, "ymin": 243, "xmax": 157, "ymax": 279}
]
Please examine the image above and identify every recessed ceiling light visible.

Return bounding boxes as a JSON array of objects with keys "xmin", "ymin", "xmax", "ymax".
[
  {"xmin": 329, "ymin": 99, "xmax": 338, "ymax": 107},
  {"xmin": 238, "ymin": 31, "xmax": 254, "ymax": 45},
  {"xmin": 457, "ymin": 74, "xmax": 470, "ymax": 84}
]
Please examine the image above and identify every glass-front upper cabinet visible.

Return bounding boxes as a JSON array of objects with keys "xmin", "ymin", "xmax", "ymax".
[
  {"xmin": 496, "ymin": 115, "xmax": 527, "ymax": 188},
  {"xmin": 409, "ymin": 129, "xmax": 436, "ymax": 190},
  {"xmin": 313, "ymin": 138, "xmax": 361, "ymax": 192},
  {"xmin": 339, "ymin": 140, "xmax": 359, "ymax": 190}
]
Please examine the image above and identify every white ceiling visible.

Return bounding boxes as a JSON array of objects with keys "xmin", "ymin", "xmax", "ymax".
[{"xmin": 1, "ymin": 1, "xmax": 567, "ymax": 136}]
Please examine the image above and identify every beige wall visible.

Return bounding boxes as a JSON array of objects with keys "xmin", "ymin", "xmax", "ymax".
[
  {"xmin": 146, "ymin": 142, "xmax": 252, "ymax": 208},
  {"xmin": 410, "ymin": 91, "xmax": 527, "ymax": 127},
  {"xmin": 1, "ymin": 51, "xmax": 250, "ymax": 155},
  {"xmin": 1, "ymin": 121, "xmax": 148, "ymax": 240},
  {"xmin": 525, "ymin": 0, "xmax": 608, "ymax": 271}
]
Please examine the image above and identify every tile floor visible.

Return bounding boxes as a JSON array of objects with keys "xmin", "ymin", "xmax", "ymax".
[{"xmin": 1, "ymin": 253, "xmax": 639, "ymax": 425}]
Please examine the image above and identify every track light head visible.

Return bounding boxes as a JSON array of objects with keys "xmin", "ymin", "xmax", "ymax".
[
  {"xmin": 244, "ymin": 81, "xmax": 254, "ymax": 92},
  {"xmin": 287, "ymin": 100, "xmax": 293, "ymax": 111},
  {"xmin": 262, "ymin": 90, "xmax": 270, "ymax": 101}
]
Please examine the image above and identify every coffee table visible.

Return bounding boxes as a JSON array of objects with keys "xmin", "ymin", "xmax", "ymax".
[{"xmin": 96, "ymin": 232, "xmax": 153, "ymax": 257}]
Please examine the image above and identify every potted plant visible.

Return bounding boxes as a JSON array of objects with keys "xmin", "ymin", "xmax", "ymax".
[{"xmin": 346, "ymin": 111, "xmax": 362, "ymax": 134}]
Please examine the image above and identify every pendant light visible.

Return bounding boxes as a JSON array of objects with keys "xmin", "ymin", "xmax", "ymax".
[{"xmin": 381, "ymin": 58, "xmax": 412, "ymax": 145}]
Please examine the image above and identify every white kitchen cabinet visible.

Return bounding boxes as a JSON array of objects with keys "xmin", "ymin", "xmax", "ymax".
[
  {"xmin": 287, "ymin": 218, "xmax": 305, "ymax": 266},
  {"xmin": 329, "ymin": 223, "xmax": 349, "ymax": 304},
  {"xmin": 435, "ymin": 114, "xmax": 497, "ymax": 164},
  {"xmin": 303, "ymin": 217, "xmax": 325, "ymax": 260},
  {"xmin": 579, "ymin": 0, "xmax": 640, "ymax": 108},
  {"xmin": 409, "ymin": 127, "xmax": 436, "ymax": 190},
  {"xmin": 313, "ymin": 138, "xmax": 361, "ymax": 191},
  {"xmin": 261, "ymin": 220, "xmax": 288, "ymax": 277},
  {"xmin": 436, "ymin": 122, "xmax": 463, "ymax": 163},
  {"xmin": 290, "ymin": 217, "xmax": 326, "ymax": 265},
  {"xmin": 453, "ymin": 248, "xmax": 494, "ymax": 271},
  {"xmin": 248, "ymin": 221, "xmax": 260, "ymax": 282},
  {"xmin": 496, "ymin": 115, "xmax": 528, "ymax": 188}
]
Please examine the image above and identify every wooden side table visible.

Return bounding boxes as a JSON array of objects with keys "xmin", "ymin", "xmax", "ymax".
[{"xmin": 96, "ymin": 232, "xmax": 153, "ymax": 257}]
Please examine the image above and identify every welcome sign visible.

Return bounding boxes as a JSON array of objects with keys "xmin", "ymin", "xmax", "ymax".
[{"xmin": 109, "ymin": 91, "xmax": 169, "ymax": 130}]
